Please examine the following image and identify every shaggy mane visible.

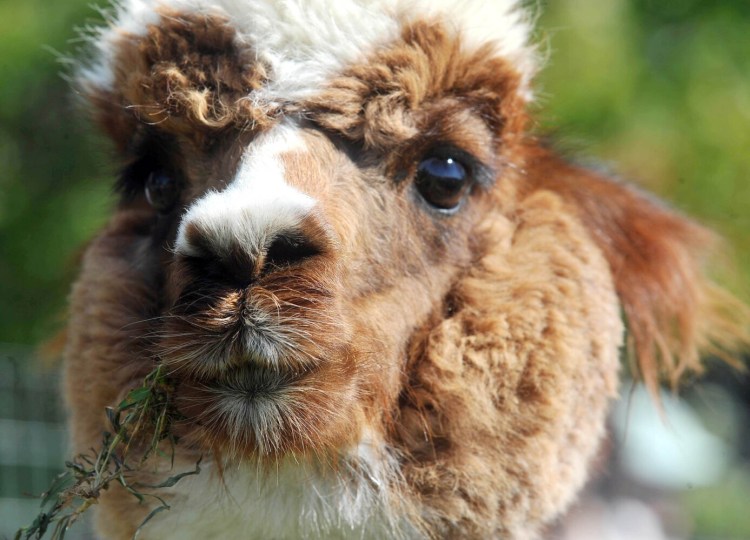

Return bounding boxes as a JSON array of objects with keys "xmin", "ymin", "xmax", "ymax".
[{"xmin": 524, "ymin": 145, "xmax": 750, "ymax": 392}]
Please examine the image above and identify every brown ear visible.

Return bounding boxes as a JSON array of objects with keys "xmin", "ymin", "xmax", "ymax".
[{"xmin": 522, "ymin": 144, "xmax": 749, "ymax": 393}]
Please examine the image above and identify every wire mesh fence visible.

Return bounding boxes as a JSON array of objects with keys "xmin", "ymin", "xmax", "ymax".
[{"xmin": 0, "ymin": 344, "xmax": 92, "ymax": 539}]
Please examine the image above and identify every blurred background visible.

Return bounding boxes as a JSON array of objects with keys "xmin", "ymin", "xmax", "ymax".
[{"xmin": 0, "ymin": 0, "xmax": 748, "ymax": 538}]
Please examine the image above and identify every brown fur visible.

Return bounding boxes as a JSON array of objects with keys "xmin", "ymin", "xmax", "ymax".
[
  {"xmin": 65, "ymin": 9, "xmax": 749, "ymax": 540},
  {"xmin": 523, "ymin": 145, "xmax": 749, "ymax": 392},
  {"xmin": 394, "ymin": 191, "xmax": 621, "ymax": 538},
  {"xmin": 87, "ymin": 8, "xmax": 272, "ymax": 150},
  {"xmin": 304, "ymin": 22, "xmax": 528, "ymax": 156}
]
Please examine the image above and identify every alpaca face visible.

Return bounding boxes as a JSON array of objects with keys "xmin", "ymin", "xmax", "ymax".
[
  {"xmin": 154, "ymin": 116, "xmax": 493, "ymax": 457},
  {"xmin": 74, "ymin": 1, "xmax": 535, "ymax": 461},
  {"xmin": 65, "ymin": 1, "xmax": 739, "ymax": 538}
]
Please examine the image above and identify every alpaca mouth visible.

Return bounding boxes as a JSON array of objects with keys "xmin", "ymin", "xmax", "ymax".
[
  {"xmin": 171, "ymin": 340, "xmax": 316, "ymax": 401},
  {"xmin": 176, "ymin": 361, "xmax": 319, "ymax": 455},
  {"xmin": 207, "ymin": 362, "xmax": 311, "ymax": 396},
  {"xmin": 159, "ymin": 280, "xmax": 353, "ymax": 455},
  {"xmin": 159, "ymin": 315, "xmax": 318, "ymax": 380},
  {"xmin": 158, "ymin": 279, "xmax": 339, "ymax": 380}
]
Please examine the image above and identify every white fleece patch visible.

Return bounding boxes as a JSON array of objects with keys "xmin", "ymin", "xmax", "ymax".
[
  {"xmin": 174, "ymin": 123, "xmax": 315, "ymax": 259},
  {"xmin": 79, "ymin": 0, "xmax": 537, "ymax": 104},
  {"xmin": 137, "ymin": 441, "xmax": 414, "ymax": 540}
]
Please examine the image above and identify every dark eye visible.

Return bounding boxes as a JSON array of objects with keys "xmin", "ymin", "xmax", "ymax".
[
  {"xmin": 415, "ymin": 156, "xmax": 471, "ymax": 211},
  {"xmin": 145, "ymin": 170, "xmax": 180, "ymax": 213}
]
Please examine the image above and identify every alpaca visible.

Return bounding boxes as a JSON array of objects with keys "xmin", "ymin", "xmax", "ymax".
[{"xmin": 63, "ymin": 0, "xmax": 746, "ymax": 538}]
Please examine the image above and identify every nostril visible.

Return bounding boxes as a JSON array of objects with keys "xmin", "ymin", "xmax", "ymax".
[
  {"xmin": 264, "ymin": 233, "xmax": 321, "ymax": 272},
  {"xmin": 181, "ymin": 252, "xmax": 255, "ymax": 290},
  {"xmin": 178, "ymin": 231, "xmax": 323, "ymax": 291},
  {"xmin": 176, "ymin": 213, "xmax": 335, "ymax": 289}
]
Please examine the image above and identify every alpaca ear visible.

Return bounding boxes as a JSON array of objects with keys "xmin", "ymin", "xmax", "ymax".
[{"xmin": 523, "ymin": 145, "xmax": 749, "ymax": 393}]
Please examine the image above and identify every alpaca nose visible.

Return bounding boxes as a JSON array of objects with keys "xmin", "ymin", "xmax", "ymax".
[
  {"xmin": 178, "ymin": 219, "xmax": 326, "ymax": 288},
  {"xmin": 173, "ymin": 123, "xmax": 336, "ymax": 287}
]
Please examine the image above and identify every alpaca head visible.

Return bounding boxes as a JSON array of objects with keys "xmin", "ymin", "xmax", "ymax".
[{"xmin": 64, "ymin": 1, "xmax": 746, "ymax": 538}]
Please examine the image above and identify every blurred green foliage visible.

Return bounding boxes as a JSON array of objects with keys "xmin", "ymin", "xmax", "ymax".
[
  {"xmin": 537, "ymin": 0, "xmax": 750, "ymax": 292},
  {"xmin": 0, "ymin": 0, "xmax": 112, "ymax": 344}
]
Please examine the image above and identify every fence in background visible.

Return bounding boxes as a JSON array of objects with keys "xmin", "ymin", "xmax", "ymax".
[{"xmin": 0, "ymin": 344, "xmax": 91, "ymax": 539}]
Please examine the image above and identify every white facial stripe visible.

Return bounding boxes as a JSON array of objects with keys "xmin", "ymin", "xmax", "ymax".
[
  {"xmin": 174, "ymin": 124, "xmax": 315, "ymax": 258},
  {"xmin": 79, "ymin": 0, "xmax": 536, "ymax": 102}
]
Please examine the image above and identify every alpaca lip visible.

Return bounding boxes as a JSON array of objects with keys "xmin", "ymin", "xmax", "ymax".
[
  {"xmin": 176, "ymin": 363, "xmax": 308, "ymax": 422},
  {"xmin": 205, "ymin": 361, "xmax": 311, "ymax": 394},
  {"xmin": 159, "ymin": 311, "xmax": 317, "ymax": 379}
]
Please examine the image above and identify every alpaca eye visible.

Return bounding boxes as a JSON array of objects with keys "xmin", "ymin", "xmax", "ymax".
[
  {"xmin": 415, "ymin": 156, "xmax": 471, "ymax": 211},
  {"xmin": 145, "ymin": 171, "xmax": 179, "ymax": 213}
]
